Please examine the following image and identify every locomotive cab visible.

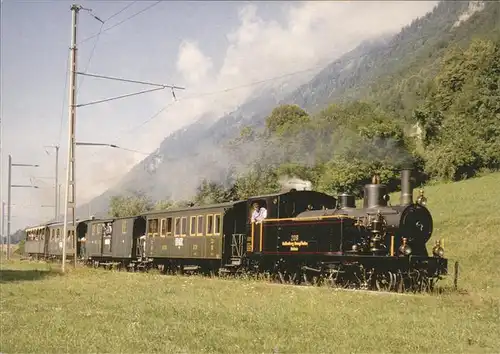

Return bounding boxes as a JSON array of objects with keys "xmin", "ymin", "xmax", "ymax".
[
  {"xmin": 245, "ymin": 190, "xmax": 338, "ymax": 254},
  {"xmin": 246, "ymin": 190, "xmax": 337, "ymax": 221}
]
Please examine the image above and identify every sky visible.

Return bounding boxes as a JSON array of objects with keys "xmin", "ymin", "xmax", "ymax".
[{"xmin": 0, "ymin": 0, "xmax": 439, "ymax": 232}]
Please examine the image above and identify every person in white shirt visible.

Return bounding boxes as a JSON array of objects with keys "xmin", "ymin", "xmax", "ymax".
[
  {"xmin": 251, "ymin": 203, "xmax": 260, "ymax": 223},
  {"xmin": 257, "ymin": 206, "xmax": 267, "ymax": 223},
  {"xmin": 251, "ymin": 202, "xmax": 268, "ymax": 224}
]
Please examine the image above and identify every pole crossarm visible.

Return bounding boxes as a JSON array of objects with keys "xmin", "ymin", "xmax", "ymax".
[
  {"xmin": 75, "ymin": 142, "xmax": 115, "ymax": 147},
  {"xmin": 75, "ymin": 86, "xmax": 167, "ymax": 108},
  {"xmin": 11, "ymin": 185, "xmax": 39, "ymax": 188},
  {"xmin": 75, "ymin": 142, "xmax": 150, "ymax": 155},
  {"xmin": 75, "ymin": 72, "xmax": 185, "ymax": 90},
  {"xmin": 12, "ymin": 163, "xmax": 39, "ymax": 167}
]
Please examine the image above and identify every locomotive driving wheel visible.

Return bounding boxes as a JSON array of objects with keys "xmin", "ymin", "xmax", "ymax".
[
  {"xmin": 375, "ymin": 271, "xmax": 395, "ymax": 291},
  {"xmin": 302, "ymin": 273, "xmax": 320, "ymax": 286}
]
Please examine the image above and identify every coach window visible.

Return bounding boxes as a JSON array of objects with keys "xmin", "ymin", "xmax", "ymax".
[
  {"xmin": 206, "ymin": 214, "xmax": 214, "ymax": 236},
  {"xmin": 214, "ymin": 214, "xmax": 221, "ymax": 235},
  {"xmin": 181, "ymin": 217, "xmax": 187, "ymax": 237},
  {"xmin": 174, "ymin": 217, "xmax": 181, "ymax": 236},
  {"xmin": 166, "ymin": 217, "xmax": 173, "ymax": 236},
  {"xmin": 148, "ymin": 218, "xmax": 159, "ymax": 237},
  {"xmin": 190, "ymin": 216, "xmax": 196, "ymax": 236},
  {"xmin": 122, "ymin": 221, "xmax": 127, "ymax": 234},
  {"xmin": 197, "ymin": 215, "xmax": 203, "ymax": 236},
  {"xmin": 160, "ymin": 218, "xmax": 167, "ymax": 237}
]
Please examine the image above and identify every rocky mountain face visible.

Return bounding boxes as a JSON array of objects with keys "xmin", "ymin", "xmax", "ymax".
[{"xmin": 74, "ymin": 0, "xmax": 492, "ymax": 220}]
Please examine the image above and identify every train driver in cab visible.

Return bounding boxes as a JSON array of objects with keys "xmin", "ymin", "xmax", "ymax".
[{"xmin": 251, "ymin": 202, "xmax": 267, "ymax": 224}]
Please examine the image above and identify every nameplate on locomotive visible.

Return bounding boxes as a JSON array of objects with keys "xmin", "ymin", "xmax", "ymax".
[{"xmin": 281, "ymin": 234, "xmax": 308, "ymax": 251}]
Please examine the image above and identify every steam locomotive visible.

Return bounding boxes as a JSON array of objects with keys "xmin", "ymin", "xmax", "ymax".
[{"xmin": 24, "ymin": 168, "xmax": 448, "ymax": 292}]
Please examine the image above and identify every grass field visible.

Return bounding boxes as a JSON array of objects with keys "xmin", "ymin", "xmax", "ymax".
[{"xmin": 1, "ymin": 173, "xmax": 499, "ymax": 353}]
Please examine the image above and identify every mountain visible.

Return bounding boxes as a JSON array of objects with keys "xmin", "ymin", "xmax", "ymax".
[{"xmin": 73, "ymin": 0, "xmax": 496, "ymax": 220}]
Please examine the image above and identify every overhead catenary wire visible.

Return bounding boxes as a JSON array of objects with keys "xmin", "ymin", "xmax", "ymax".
[
  {"xmin": 108, "ymin": 145, "xmax": 151, "ymax": 156},
  {"xmin": 77, "ymin": 2, "xmax": 139, "ymax": 97},
  {"xmin": 103, "ymin": 62, "xmax": 329, "ymax": 141},
  {"xmin": 57, "ymin": 54, "xmax": 70, "ymax": 145},
  {"xmin": 82, "ymin": 34, "xmax": 408, "ymax": 167},
  {"xmin": 78, "ymin": 1, "xmax": 161, "ymax": 45},
  {"xmin": 76, "ymin": 22, "xmax": 104, "ymax": 96},
  {"xmin": 74, "ymin": 72, "xmax": 185, "ymax": 108},
  {"xmin": 82, "ymin": 60, "xmax": 330, "ymax": 162},
  {"xmin": 76, "ymin": 86, "xmax": 166, "ymax": 108},
  {"xmin": 104, "ymin": 1, "xmax": 137, "ymax": 22},
  {"xmin": 104, "ymin": 36, "xmax": 409, "ymax": 149}
]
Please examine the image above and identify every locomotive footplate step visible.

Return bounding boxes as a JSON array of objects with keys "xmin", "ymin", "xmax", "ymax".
[
  {"xmin": 183, "ymin": 265, "xmax": 200, "ymax": 271},
  {"xmin": 219, "ymin": 265, "xmax": 244, "ymax": 274},
  {"xmin": 230, "ymin": 258, "xmax": 242, "ymax": 265}
]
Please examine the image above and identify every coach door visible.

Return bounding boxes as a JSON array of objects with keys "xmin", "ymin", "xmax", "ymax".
[{"xmin": 102, "ymin": 222, "xmax": 113, "ymax": 257}]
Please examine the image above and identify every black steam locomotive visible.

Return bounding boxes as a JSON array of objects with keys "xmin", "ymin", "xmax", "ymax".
[{"xmin": 24, "ymin": 169, "xmax": 447, "ymax": 292}]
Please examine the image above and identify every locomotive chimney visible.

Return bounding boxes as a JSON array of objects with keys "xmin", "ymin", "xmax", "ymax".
[
  {"xmin": 363, "ymin": 174, "xmax": 388, "ymax": 209},
  {"xmin": 400, "ymin": 169, "xmax": 413, "ymax": 205},
  {"xmin": 338, "ymin": 193, "xmax": 356, "ymax": 209}
]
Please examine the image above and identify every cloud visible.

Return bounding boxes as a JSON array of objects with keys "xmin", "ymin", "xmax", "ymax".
[
  {"xmin": 78, "ymin": 0, "xmax": 438, "ymax": 203},
  {"xmin": 176, "ymin": 40, "xmax": 214, "ymax": 86},
  {"xmin": 174, "ymin": 0, "xmax": 438, "ymax": 111}
]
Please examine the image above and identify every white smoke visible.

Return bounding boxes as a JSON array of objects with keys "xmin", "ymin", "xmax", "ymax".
[{"xmin": 279, "ymin": 176, "xmax": 313, "ymax": 192}]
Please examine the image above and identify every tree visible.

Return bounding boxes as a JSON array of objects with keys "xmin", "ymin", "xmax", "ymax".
[
  {"xmin": 154, "ymin": 200, "xmax": 174, "ymax": 211},
  {"xmin": 413, "ymin": 38, "xmax": 500, "ymax": 180},
  {"xmin": 265, "ymin": 104, "xmax": 310, "ymax": 134},
  {"xmin": 194, "ymin": 179, "xmax": 230, "ymax": 205},
  {"xmin": 233, "ymin": 163, "xmax": 281, "ymax": 199},
  {"xmin": 109, "ymin": 191, "xmax": 154, "ymax": 217}
]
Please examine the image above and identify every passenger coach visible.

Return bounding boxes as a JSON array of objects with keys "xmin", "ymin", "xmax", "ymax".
[{"xmin": 142, "ymin": 201, "xmax": 247, "ymax": 272}]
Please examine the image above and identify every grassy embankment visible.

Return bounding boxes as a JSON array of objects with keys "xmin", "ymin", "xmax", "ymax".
[{"xmin": 1, "ymin": 173, "xmax": 499, "ymax": 353}]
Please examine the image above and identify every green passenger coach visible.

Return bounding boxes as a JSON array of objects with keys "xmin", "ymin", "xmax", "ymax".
[{"xmin": 143, "ymin": 201, "xmax": 248, "ymax": 268}]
